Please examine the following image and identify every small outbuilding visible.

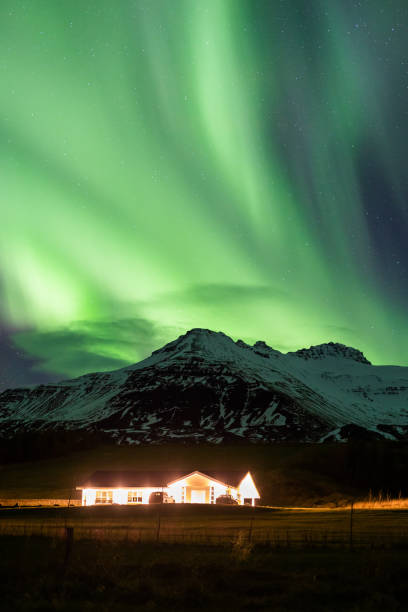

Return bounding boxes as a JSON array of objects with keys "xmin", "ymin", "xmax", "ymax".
[{"xmin": 77, "ymin": 470, "xmax": 260, "ymax": 506}]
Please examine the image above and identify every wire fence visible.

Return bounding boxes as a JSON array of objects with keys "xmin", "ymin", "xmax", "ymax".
[{"xmin": 2, "ymin": 521, "xmax": 408, "ymax": 550}]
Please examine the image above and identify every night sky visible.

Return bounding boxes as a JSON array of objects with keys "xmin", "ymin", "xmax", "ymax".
[{"xmin": 1, "ymin": 0, "xmax": 408, "ymax": 390}]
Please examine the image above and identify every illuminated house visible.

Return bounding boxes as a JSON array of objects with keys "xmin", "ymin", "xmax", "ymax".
[{"xmin": 77, "ymin": 470, "xmax": 260, "ymax": 506}]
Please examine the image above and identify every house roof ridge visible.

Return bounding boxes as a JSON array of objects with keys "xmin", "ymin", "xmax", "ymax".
[{"xmin": 77, "ymin": 468, "xmax": 251, "ymax": 489}]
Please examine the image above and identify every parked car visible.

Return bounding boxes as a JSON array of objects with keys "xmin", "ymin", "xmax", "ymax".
[
  {"xmin": 215, "ymin": 494, "xmax": 238, "ymax": 505},
  {"xmin": 148, "ymin": 491, "xmax": 175, "ymax": 504}
]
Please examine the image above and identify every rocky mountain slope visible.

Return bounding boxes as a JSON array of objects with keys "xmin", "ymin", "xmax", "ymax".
[{"xmin": 1, "ymin": 328, "xmax": 408, "ymax": 443}]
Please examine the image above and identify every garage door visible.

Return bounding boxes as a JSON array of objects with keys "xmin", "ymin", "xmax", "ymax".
[{"xmin": 191, "ymin": 489, "xmax": 206, "ymax": 503}]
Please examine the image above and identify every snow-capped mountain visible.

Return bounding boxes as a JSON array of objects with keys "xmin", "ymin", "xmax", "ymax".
[{"xmin": 1, "ymin": 328, "xmax": 408, "ymax": 443}]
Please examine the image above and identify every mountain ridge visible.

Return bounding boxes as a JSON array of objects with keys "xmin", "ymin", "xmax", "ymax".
[{"xmin": 1, "ymin": 328, "xmax": 407, "ymax": 444}]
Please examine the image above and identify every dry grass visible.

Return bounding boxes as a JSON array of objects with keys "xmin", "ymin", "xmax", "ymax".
[
  {"xmin": 0, "ymin": 498, "xmax": 81, "ymax": 507},
  {"xmin": 2, "ymin": 504, "xmax": 408, "ymax": 549},
  {"xmin": 353, "ymin": 492, "xmax": 408, "ymax": 510}
]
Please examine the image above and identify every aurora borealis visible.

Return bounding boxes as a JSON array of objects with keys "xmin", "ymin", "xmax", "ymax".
[{"xmin": 1, "ymin": 0, "xmax": 408, "ymax": 388}]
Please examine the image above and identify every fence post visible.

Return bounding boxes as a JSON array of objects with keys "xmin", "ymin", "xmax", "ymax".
[
  {"xmin": 156, "ymin": 510, "xmax": 161, "ymax": 543},
  {"xmin": 64, "ymin": 526, "xmax": 74, "ymax": 566},
  {"xmin": 248, "ymin": 518, "xmax": 253, "ymax": 544}
]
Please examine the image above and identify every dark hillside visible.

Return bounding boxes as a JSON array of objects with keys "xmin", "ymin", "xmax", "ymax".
[{"xmin": 1, "ymin": 441, "xmax": 408, "ymax": 506}]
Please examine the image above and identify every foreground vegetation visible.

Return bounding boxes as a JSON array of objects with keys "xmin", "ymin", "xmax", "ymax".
[
  {"xmin": 2, "ymin": 438, "xmax": 408, "ymax": 609},
  {"xmin": 1, "ymin": 504, "xmax": 408, "ymax": 549},
  {"xmin": 2, "ymin": 535, "xmax": 408, "ymax": 611}
]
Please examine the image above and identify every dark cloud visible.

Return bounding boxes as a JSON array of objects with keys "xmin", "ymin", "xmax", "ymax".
[
  {"xmin": 0, "ymin": 274, "xmax": 62, "ymax": 390},
  {"xmin": 2, "ymin": 284, "xmax": 288, "ymax": 388},
  {"xmin": 10, "ymin": 317, "xmax": 170, "ymax": 383},
  {"xmin": 0, "ymin": 326, "xmax": 61, "ymax": 391}
]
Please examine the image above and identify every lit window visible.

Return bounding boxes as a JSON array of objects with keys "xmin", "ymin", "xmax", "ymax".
[
  {"xmin": 128, "ymin": 490, "xmax": 142, "ymax": 503},
  {"xmin": 210, "ymin": 486, "xmax": 215, "ymax": 504},
  {"xmin": 95, "ymin": 490, "xmax": 113, "ymax": 504}
]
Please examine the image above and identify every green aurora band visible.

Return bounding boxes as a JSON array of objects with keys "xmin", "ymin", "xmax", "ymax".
[{"xmin": 1, "ymin": 0, "xmax": 407, "ymax": 379}]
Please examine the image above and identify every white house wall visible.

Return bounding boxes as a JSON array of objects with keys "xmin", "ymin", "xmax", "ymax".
[
  {"xmin": 112, "ymin": 489, "xmax": 127, "ymax": 505},
  {"xmin": 237, "ymin": 473, "xmax": 260, "ymax": 502},
  {"xmin": 167, "ymin": 473, "xmax": 239, "ymax": 504},
  {"xmin": 80, "ymin": 472, "xmax": 259, "ymax": 506},
  {"xmin": 82, "ymin": 489, "xmax": 96, "ymax": 506},
  {"xmin": 82, "ymin": 487, "xmax": 166, "ymax": 506},
  {"xmin": 167, "ymin": 481, "xmax": 230, "ymax": 503},
  {"xmin": 82, "ymin": 485, "xmax": 245, "ymax": 506}
]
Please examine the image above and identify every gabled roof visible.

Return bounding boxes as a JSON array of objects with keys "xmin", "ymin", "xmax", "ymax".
[
  {"xmin": 77, "ymin": 469, "xmax": 252, "ymax": 489},
  {"xmin": 77, "ymin": 470, "xmax": 186, "ymax": 489},
  {"xmin": 167, "ymin": 470, "xmax": 249, "ymax": 488}
]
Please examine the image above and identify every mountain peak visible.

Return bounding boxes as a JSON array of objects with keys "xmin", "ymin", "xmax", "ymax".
[
  {"xmin": 149, "ymin": 328, "xmax": 239, "ymax": 362},
  {"xmin": 289, "ymin": 342, "xmax": 371, "ymax": 365},
  {"xmin": 148, "ymin": 330, "xmax": 371, "ymax": 367},
  {"xmin": 184, "ymin": 327, "xmax": 227, "ymax": 339}
]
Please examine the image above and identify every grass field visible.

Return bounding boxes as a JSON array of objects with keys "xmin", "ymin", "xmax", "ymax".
[
  {"xmin": 2, "ymin": 534, "xmax": 408, "ymax": 611},
  {"xmin": 2, "ymin": 441, "xmax": 408, "ymax": 610},
  {"xmin": 2, "ymin": 504, "xmax": 408, "ymax": 549}
]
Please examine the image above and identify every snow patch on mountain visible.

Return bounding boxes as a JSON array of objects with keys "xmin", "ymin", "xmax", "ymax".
[{"xmin": 1, "ymin": 327, "xmax": 408, "ymax": 443}]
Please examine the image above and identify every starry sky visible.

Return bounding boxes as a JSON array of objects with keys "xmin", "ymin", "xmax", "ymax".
[{"xmin": 1, "ymin": 0, "xmax": 408, "ymax": 390}]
